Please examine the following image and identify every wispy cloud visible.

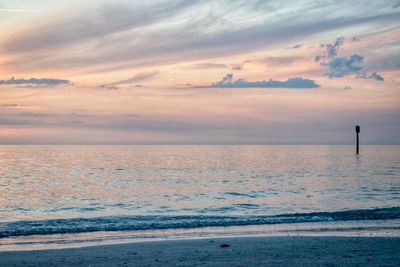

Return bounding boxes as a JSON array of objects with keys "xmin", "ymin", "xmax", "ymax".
[
  {"xmin": 231, "ymin": 60, "xmax": 252, "ymax": 71},
  {"xmin": 2, "ymin": 1, "xmax": 399, "ymax": 73},
  {"xmin": 190, "ymin": 63, "xmax": 228, "ymax": 69},
  {"xmin": 0, "ymin": 77, "xmax": 70, "ymax": 86},
  {"xmin": 98, "ymin": 84, "xmax": 119, "ymax": 90},
  {"xmin": 0, "ymin": 103, "xmax": 19, "ymax": 107},
  {"xmin": 0, "ymin": 8, "xmax": 42, "ymax": 13},
  {"xmin": 196, "ymin": 74, "xmax": 319, "ymax": 89},
  {"xmin": 98, "ymin": 71, "xmax": 159, "ymax": 90},
  {"xmin": 1, "ymin": 1, "xmax": 199, "ymax": 54},
  {"xmin": 356, "ymin": 71, "xmax": 384, "ymax": 81},
  {"xmin": 288, "ymin": 44, "xmax": 302, "ymax": 49},
  {"xmin": 105, "ymin": 71, "xmax": 159, "ymax": 88},
  {"xmin": 230, "ymin": 56, "xmax": 301, "ymax": 71}
]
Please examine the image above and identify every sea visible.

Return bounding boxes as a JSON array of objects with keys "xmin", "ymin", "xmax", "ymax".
[{"xmin": 1, "ymin": 145, "xmax": 399, "ymax": 250}]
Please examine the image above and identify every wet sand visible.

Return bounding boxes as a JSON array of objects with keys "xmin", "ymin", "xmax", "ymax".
[{"xmin": 1, "ymin": 236, "xmax": 399, "ymax": 266}]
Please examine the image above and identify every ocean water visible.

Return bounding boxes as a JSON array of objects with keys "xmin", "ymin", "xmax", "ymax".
[{"xmin": 0, "ymin": 145, "xmax": 400, "ymax": 242}]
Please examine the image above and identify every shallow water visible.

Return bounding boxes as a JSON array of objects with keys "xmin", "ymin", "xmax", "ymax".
[
  {"xmin": 0, "ymin": 145, "xmax": 399, "ymax": 237},
  {"xmin": 2, "ymin": 219, "xmax": 400, "ymax": 251}
]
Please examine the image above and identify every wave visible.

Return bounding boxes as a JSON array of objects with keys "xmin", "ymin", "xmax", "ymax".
[{"xmin": 1, "ymin": 207, "xmax": 399, "ymax": 238}]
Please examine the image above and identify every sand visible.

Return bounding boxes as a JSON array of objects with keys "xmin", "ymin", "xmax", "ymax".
[{"xmin": 1, "ymin": 236, "xmax": 400, "ymax": 266}]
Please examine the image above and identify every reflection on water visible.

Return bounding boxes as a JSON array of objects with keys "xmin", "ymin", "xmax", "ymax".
[{"xmin": 0, "ymin": 145, "xmax": 399, "ymax": 222}]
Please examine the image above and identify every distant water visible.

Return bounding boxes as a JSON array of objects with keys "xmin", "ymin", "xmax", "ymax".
[{"xmin": 0, "ymin": 145, "xmax": 399, "ymax": 238}]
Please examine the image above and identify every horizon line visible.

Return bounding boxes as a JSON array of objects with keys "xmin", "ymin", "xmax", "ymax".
[{"xmin": 1, "ymin": 143, "xmax": 399, "ymax": 146}]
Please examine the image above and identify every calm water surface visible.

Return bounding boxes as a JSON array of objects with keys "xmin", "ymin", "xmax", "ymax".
[{"xmin": 1, "ymin": 145, "xmax": 399, "ymax": 224}]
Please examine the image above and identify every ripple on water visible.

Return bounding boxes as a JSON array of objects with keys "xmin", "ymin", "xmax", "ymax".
[{"xmin": 223, "ymin": 192, "xmax": 257, "ymax": 198}]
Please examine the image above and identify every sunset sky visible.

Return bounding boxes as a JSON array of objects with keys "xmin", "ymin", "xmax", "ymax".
[{"xmin": 0, "ymin": 0, "xmax": 399, "ymax": 144}]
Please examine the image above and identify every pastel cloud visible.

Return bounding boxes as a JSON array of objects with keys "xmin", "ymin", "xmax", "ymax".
[
  {"xmin": 326, "ymin": 54, "xmax": 364, "ymax": 78},
  {"xmin": 368, "ymin": 72, "xmax": 384, "ymax": 81},
  {"xmin": 190, "ymin": 63, "xmax": 228, "ymax": 69},
  {"xmin": 0, "ymin": 77, "xmax": 70, "ymax": 86},
  {"xmin": 1, "ymin": 1, "xmax": 399, "ymax": 74},
  {"xmin": 108, "ymin": 71, "xmax": 159, "ymax": 86},
  {"xmin": 1, "ymin": 1, "xmax": 197, "ymax": 54},
  {"xmin": 198, "ymin": 74, "xmax": 319, "ymax": 89},
  {"xmin": 316, "ymin": 37, "xmax": 384, "ymax": 81},
  {"xmin": 289, "ymin": 44, "xmax": 302, "ymax": 49}
]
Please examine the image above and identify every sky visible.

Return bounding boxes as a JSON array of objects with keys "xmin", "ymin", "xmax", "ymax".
[{"xmin": 0, "ymin": 0, "xmax": 399, "ymax": 144}]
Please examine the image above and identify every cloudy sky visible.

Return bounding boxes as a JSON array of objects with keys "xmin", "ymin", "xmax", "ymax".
[{"xmin": 0, "ymin": 0, "xmax": 399, "ymax": 144}]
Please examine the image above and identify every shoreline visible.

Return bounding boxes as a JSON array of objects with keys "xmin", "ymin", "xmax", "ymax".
[
  {"xmin": 1, "ymin": 218, "xmax": 400, "ymax": 251},
  {"xmin": 1, "ymin": 218, "xmax": 400, "ymax": 252},
  {"xmin": 1, "ymin": 236, "xmax": 400, "ymax": 266}
]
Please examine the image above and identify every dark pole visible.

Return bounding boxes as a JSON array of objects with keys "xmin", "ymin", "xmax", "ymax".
[{"xmin": 355, "ymin": 125, "xmax": 360, "ymax": 154}]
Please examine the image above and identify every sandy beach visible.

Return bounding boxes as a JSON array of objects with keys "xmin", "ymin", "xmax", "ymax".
[{"xmin": 1, "ymin": 236, "xmax": 399, "ymax": 267}]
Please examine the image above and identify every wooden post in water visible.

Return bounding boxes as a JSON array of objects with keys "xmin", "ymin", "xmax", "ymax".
[{"xmin": 355, "ymin": 125, "xmax": 360, "ymax": 154}]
